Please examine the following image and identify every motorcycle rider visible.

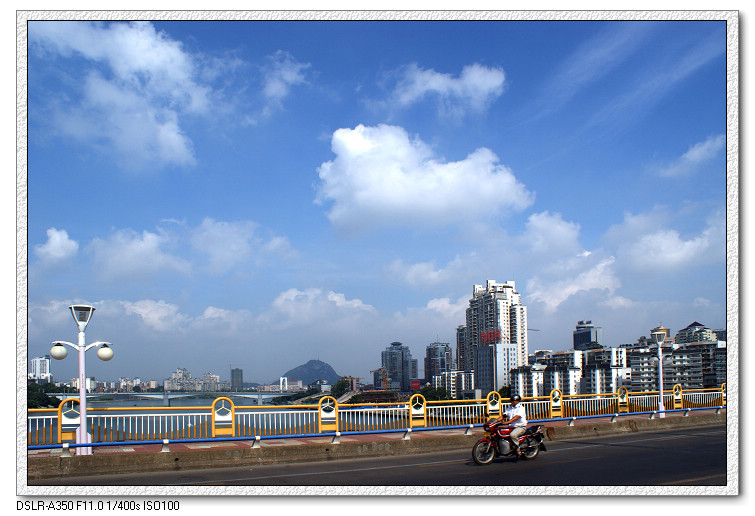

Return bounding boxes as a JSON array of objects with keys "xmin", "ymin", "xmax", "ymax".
[{"xmin": 496, "ymin": 394, "xmax": 527, "ymax": 457}]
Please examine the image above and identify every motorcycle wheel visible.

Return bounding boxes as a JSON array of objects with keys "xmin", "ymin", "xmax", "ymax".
[
  {"xmin": 472, "ymin": 441, "xmax": 496, "ymax": 465},
  {"xmin": 521, "ymin": 437, "xmax": 540, "ymax": 460}
]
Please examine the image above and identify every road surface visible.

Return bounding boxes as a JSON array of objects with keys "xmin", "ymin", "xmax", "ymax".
[{"xmin": 31, "ymin": 424, "xmax": 727, "ymax": 487}]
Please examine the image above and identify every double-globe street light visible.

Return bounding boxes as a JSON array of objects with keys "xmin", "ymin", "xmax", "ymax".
[
  {"xmin": 49, "ymin": 305, "xmax": 113, "ymax": 455},
  {"xmin": 651, "ymin": 329, "xmax": 668, "ymax": 418}
]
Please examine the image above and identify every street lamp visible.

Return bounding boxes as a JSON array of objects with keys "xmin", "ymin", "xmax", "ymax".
[
  {"xmin": 49, "ymin": 305, "xmax": 113, "ymax": 455},
  {"xmin": 651, "ymin": 330, "xmax": 666, "ymax": 418}
]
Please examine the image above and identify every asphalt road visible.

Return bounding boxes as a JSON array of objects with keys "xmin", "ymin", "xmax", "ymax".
[{"xmin": 31, "ymin": 424, "xmax": 727, "ymax": 487}]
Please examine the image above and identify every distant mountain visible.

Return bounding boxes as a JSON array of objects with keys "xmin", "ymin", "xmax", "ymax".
[{"xmin": 280, "ymin": 359, "xmax": 340, "ymax": 386}]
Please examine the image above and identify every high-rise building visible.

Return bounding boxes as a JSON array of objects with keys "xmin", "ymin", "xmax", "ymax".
[
  {"xmin": 455, "ymin": 325, "xmax": 471, "ymax": 372},
  {"xmin": 675, "ymin": 322, "xmax": 718, "ymax": 345},
  {"xmin": 231, "ymin": 368, "xmax": 243, "ymax": 390},
  {"xmin": 29, "ymin": 355, "xmax": 52, "ymax": 384},
  {"xmin": 665, "ymin": 341, "xmax": 726, "ymax": 389},
  {"xmin": 458, "ymin": 280, "xmax": 529, "ymax": 393},
  {"xmin": 432, "ymin": 370, "xmax": 475, "ymax": 399},
  {"xmin": 573, "ymin": 320, "xmax": 603, "ymax": 350},
  {"xmin": 513, "ymin": 347, "xmax": 630, "ymax": 396},
  {"xmin": 379, "ymin": 341, "xmax": 418, "ymax": 392},
  {"xmin": 424, "ymin": 341, "xmax": 454, "ymax": 384}
]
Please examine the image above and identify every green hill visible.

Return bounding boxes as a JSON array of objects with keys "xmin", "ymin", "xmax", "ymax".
[{"xmin": 280, "ymin": 359, "xmax": 340, "ymax": 386}]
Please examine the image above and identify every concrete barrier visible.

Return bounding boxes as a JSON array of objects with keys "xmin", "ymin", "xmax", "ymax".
[
  {"xmin": 545, "ymin": 413, "xmax": 726, "ymax": 440},
  {"xmin": 27, "ymin": 413, "xmax": 726, "ymax": 480}
]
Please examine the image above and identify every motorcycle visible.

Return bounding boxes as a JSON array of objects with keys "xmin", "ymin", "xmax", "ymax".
[{"xmin": 472, "ymin": 419, "xmax": 547, "ymax": 465}]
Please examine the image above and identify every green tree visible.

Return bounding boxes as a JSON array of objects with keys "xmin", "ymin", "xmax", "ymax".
[
  {"xmin": 27, "ymin": 382, "xmax": 61, "ymax": 409},
  {"xmin": 330, "ymin": 379, "xmax": 351, "ymax": 399},
  {"xmin": 498, "ymin": 385, "xmax": 511, "ymax": 399},
  {"xmin": 414, "ymin": 385, "xmax": 451, "ymax": 401}
]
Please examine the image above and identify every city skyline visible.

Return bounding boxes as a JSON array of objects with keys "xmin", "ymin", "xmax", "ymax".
[
  {"xmin": 26, "ymin": 18, "xmax": 728, "ymax": 385},
  {"xmin": 31, "ymin": 316, "xmax": 724, "ymax": 386}
]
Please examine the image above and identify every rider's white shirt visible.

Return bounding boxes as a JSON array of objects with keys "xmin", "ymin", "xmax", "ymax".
[{"xmin": 505, "ymin": 403, "xmax": 527, "ymax": 427}]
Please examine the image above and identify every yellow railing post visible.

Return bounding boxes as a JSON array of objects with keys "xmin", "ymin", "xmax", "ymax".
[
  {"xmin": 57, "ymin": 398, "xmax": 79, "ymax": 445},
  {"xmin": 317, "ymin": 396, "xmax": 338, "ymax": 433},
  {"xmin": 721, "ymin": 383, "xmax": 726, "ymax": 407},
  {"xmin": 617, "ymin": 387, "xmax": 629, "ymax": 413},
  {"xmin": 211, "ymin": 397, "xmax": 235, "ymax": 438},
  {"xmin": 673, "ymin": 384, "xmax": 683, "ymax": 410},
  {"xmin": 409, "ymin": 394, "xmax": 427, "ymax": 428},
  {"xmin": 549, "ymin": 389, "xmax": 563, "ymax": 419},
  {"xmin": 486, "ymin": 391, "xmax": 501, "ymax": 420}
]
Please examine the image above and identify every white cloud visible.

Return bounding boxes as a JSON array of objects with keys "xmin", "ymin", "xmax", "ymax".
[
  {"xmin": 190, "ymin": 218, "xmax": 298, "ymax": 274},
  {"xmin": 262, "ymin": 50, "xmax": 310, "ymax": 108},
  {"xmin": 606, "ymin": 209, "xmax": 725, "ymax": 271},
  {"xmin": 386, "ymin": 254, "xmax": 470, "ymax": 287},
  {"xmin": 659, "ymin": 135, "xmax": 725, "ymax": 177},
  {"xmin": 424, "ymin": 296, "xmax": 468, "ymax": 321},
  {"xmin": 326, "ymin": 291, "xmax": 376, "ymax": 312},
  {"xmin": 88, "ymin": 228, "xmax": 191, "ymax": 281},
  {"xmin": 121, "ymin": 299, "xmax": 190, "ymax": 332},
  {"xmin": 261, "ymin": 288, "xmax": 376, "ymax": 329},
  {"xmin": 29, "ymin": 21, "xmax": 221, "ymax": 169},
  {"xmin": 387, "ymin": 260, "xmax": 444, "ymax": 286},
  {"xmin": 315, "ymin": 124, "xmax": 534, "ymax": 232},
  {"xmin": 66, "ymin": 72, "xmax": 196, "ymax": 168},
  {"xmin": 392, "ymin": 63, "xmax": 505, "ymax": 116},
  {"xmin": 261, "ymin": 236, "xmax": 298, "ymax": 260},
  {"xmin": 190, "ymin": 218, "xmax": 259, "ymax": 274},
  {"xmin": 601, "ymin": 296, "xmax": 634, "ymax": 309},
  {"xmin": 603, "ymin": 209, "xmax": 669, "ymax": 245},
  {"xmin": 521, "ymin": 211, "xmax": 582, "ymax": 256},
  {"xmin": 625, "ymin": 227, "xmax": 722, "ymax": 270},
  {"xmin": 533, "ymin": 23, "xmax": 653, "ymax": 120},
  {"xmin": 527, "ymin": 257, "xmax": 620, "ymax": 314},
  {"xmin": 34, "ymin": 228, "xmax": 79, "ymax": 264},
  {"xmin": 584, "ymin": 32, "xmax": 724, "ymax": 133},
  {"xmin": 189, "ymin": 306, "xmax": 254, "ymax": 334}
]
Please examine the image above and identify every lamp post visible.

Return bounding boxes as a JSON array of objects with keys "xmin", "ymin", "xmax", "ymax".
[
  {"xmin": 49, "ymin": 305, "xmax": 113, "ymax": 455},
  {"xmin": 651, "ymin": 330, "xmax": 666, "ymax": 418}
]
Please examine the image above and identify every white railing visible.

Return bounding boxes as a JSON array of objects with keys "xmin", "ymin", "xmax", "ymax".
[
  {"xmin": 339, "ymin": 405, "xmax": 409, "ymax": 432},
  {"xmin": 682, "ymin": 391, "xmax": 721, "ymax": 408},
  {"xmin": 628, "ymin": 393, "xmax": 674, "ymax": 412},
  {"xmin": 522, "ymin": 399, "xmax": 551, "ymax": 420},
  {"xmin": 235, "ymin": 408, "xmax": 318, "ymax": 437},
  {"xmin": 563, "ymin": 396, "xmax": 618, "ymax": 417},
  {"xmin": 28, "ymin": 414, "xmax": 57, "ymax": 445},
  {"xmin": 27, "ymin": 386, "xmax": 725, "ymax": 447},
  {"xmin": 90, "ymin": 412, "xmax": 211, "ymax": 441},
  {"xmin": 425, "ymin": 402, "xmax": 487, "ymax": 426}
]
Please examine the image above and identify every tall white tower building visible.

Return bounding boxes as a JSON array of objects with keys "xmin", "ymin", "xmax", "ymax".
[
  {"xmin": 29, "ymin": 355, "xmax": 52, "ymax": 383},
  {"xmin": 461, "ymin": 280, "xmax": 528, "ymax": 393}
]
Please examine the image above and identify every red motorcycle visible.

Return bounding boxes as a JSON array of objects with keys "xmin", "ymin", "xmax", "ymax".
[{"xmin": 472, "ymin": 419, "xmax": 547, "ymax": 465}]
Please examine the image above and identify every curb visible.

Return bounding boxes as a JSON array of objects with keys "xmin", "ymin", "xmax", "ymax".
[
  {"xmin": 27, "ymin": 413, "xmax": 726, "ymax": 480},
  {"xmin": 28, "ymin": 433, "xmax": 477, "ymax": 480},
  {"xmin": 545, "ymin": 413, "xmax": 726, "ymax": 440}
]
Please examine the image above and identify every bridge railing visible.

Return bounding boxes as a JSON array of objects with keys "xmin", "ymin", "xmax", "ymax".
[
  {"xmin": 27, "ymin": 384, "xmax": 725, "ymax": 447},
  {"xmin": 235, "ymin": 405, "xmax": 319, "ymax": 437},
  {"xmin": 339, "ymin": 403, "xmax": 409, "ymax": 432}
]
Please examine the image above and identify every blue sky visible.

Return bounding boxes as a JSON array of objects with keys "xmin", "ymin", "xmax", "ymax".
[{"xmin": 25, "ymin": 19, "xmax": 728, "ymax": 385}]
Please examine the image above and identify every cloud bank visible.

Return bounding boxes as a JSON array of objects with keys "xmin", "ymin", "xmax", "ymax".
[{"xmin": 315, "ymin": 124, "xmax": 534, "ymax": 232}]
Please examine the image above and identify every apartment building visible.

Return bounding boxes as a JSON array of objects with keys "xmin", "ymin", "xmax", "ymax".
[
  {"xmin": 432, "ymin": 370, "xmax": 475, "ymax": 399},
  {"xmin": 457, "ymin": 280, "xmax": 528, "ymax": 393}
]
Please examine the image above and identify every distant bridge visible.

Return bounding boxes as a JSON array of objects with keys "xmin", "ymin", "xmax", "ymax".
[{"xmin": 47, "ymin": 391, "xmax": 292, "ymax": 405}]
